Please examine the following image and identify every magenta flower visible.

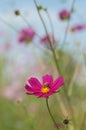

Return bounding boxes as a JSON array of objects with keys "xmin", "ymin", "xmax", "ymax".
[
  {"xmin": 59, "ymin": 9, "xmax": 70, "ymax": 20},
  {"xmin": 70, "ymin": 24, "xmax": 86, "ymax": 32},
  {"xmin": 25, "ymin": 74, "xmax": 64, "ymax": 98},
  {"xmin": 40, "ymin": 34, "xmax": 55, "ymax": 48},
  {"xmin": 18, "ymin": 27, "xmax": 36, "ymax": 43}
]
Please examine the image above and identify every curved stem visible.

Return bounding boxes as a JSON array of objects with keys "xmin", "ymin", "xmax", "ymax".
[{"xmin": 46, "ymin": 98, "xmax": 59, "ymax": 130}]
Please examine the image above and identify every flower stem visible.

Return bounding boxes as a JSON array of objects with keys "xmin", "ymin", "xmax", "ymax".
[
  {"xmin": 0, "ymin": 16, "xmax": 18, "ymax": 32},
  {"xmin": 33, "ymin": 0, "xmax": 53, "ymax": 46},
  {"xmin": 60, "ymin": 0, "xmax": 76, "ymax": 50},
  {"xmin": 33, "ymin": 0, "xmax": 76, "ymax": 128},
  {"xmin": 46, "ymin": 98, "xmax": 59, "ymax": 130},
  {"xmin": 65, "ymin": 124, "xmax": 68, "ymax": 130},
  {"xmin": 20, "ymin": 13, "xmax": 41, "ymax": 38},
  {"xmin": 45, "ymin": 10, "xmax": 55, "ymax": 43}
]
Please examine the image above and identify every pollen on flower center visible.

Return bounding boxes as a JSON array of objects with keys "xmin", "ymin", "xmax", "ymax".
[{"xmin": 41, "ymin": 83, "xmax": 50, "ymax": 93}]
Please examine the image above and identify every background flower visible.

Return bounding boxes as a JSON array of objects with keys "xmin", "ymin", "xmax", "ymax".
[
  {"xmin": 70, "ymin": 24, "xmax": 86, "ymax": 32},
  {"xmin": 18, "ymin": 27, "xmax": 36, "ymax": 43},
  {"xmin": 40, "ymin": 34, "xmax": 56, "ymax": 48},
  {"xmin": 59, "ymin": 9, "xmax": 70, "ymax": 20}
]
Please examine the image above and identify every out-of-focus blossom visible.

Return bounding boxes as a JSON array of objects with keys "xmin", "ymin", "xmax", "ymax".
[
  {"xmin": 18, "ymin": 27, "xmax": 36, "ymax": 43},
  {"xmin": 70, "ymin": 24, "xmax": 86, "ymax": 32},
  {"xmin": 40, "ymin": 34, "xmax": 56, "ymax": 48},
  {"xmin": 25, "ymin": 74, "xmax": 64, "ymax": 98},
  {"xmin": 59, "ymin": 9, "xmax": 70, "ymax": 20},
  {"xmin": 2, "ymin": 82, "xmax": 25, "ymax": 100},
  {"xmin": 0, "ymin": 43, "xmax": 11, "ymax": 55}
]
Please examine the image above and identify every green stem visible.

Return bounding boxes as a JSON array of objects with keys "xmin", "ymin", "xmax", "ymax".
[
  {"xmin": 45, "ymin": 10, "xmax": 55, "ymax": 43},
  {"xmin": 46, "ymin": 98, "xmax": 59, "ymax": 130},
  {"xmin": 0, "ymin": 16, "xmax": 18, "ymax": 32},
  {"xmin": 65, "ymin": 124, "xmax": 68, "ymax": 130},
  {"xmin": 33, "ymin": 0, "xmax": 61, "ymax": 74},
  {"xmin": 80, "ymin": 112, "xmax": 86, "ymax": 130},
  {"xmin": 60, "ymin": 0, "xmax": 76, "ymax": 50},
  {"xmin": 20, "ymin": 13, "xmax": 41, "ymax": 38},
  {"xmin": 33, "ymin": 0, "xmax": 76, "ymax": 128},
  {"xmin": 33, "ymin": 0, "xmax": 53, "ymax": 46}
]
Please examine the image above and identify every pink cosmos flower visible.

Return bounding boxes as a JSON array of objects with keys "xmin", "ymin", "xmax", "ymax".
[
  {"xmin": 18, "ymin": 27, "xmax": 36, "ymax": 43},
  {"xmin": 59, "ymin": 9, "xmax": 70, "ymax": 20},
  {"xmin": 40, "ymin": 34, "xmax": 55, "ymax": 48},
  {"xmin": 70, "ymin": 24, "xmax": 86, "ymax": 32},
  {"xmin": 25, "ymin": 74, "xmax": 64, "ymax": 98}
]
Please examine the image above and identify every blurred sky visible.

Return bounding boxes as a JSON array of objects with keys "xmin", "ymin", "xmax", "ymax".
[{"xmin": 0, "ymin": 0, "xmax": 86, "ymax": 54}]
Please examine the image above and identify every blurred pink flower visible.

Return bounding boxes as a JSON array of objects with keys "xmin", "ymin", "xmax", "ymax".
[
  {"xmin": 25, "ymin": 74, "xmax": 64, "ymax": 98},
  {"xmin": 40, "ymin": 34, "xmax": 55, "ymax": 48},
  {"xmin": 0, "ymin": 43, "xmax": 11, "ymax": 55},
  {"xmin": 59, "ymin": 9, "xmax": 70, "ymax": 20},
  {"xmin": 2, "ymin": 82, "xmax": 25, "ymax": 100},
  {"xmin": 18, "ymin": 27, "xmax": 36, "ymax": 43},
  {"xmin": 70, "ymin": 24, "xmax": 86, "ymax": 32}
]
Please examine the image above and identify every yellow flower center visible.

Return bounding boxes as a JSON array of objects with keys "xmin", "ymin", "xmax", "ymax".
[
  {"xmin": 63, "ymin": 15, "xmax": 69, "ymax": 19},
  {"xmin": 41, "ymin": 83, "xmax": 50, "ymax": 93}
]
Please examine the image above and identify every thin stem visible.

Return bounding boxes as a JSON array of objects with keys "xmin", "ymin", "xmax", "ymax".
[
  {"xmin": 20, "ymin": 14, "xmax": 31, "ymax": 27},
  {"xmin": 34, "ymin": 0, "xmax": 48, "ymax": 35},
  {"xmin": 45, "ymin": 10, "xmax": 55, "ymax": 43},
  {"xmin": 46, "ymin": 98, "xmax": 59, "ymax": 130},
  {"xmin": 33, "ymin": 0, "xmax": 76, "ymax": 128},
  {"xmin": 33, "ymin": 0, "xmax": 53, "ymax": 46},
  {"xmin": 65, "ymin": 125, "xmax": 68, "ymax": 130},
  {"xmin": 20, "ymin": 13, "xmax": 41, "ymax": 38},
  {"xmin": 33, "ymin": 0, "xmax": 73, "ymax": 117},
  {"xmin": 80, "ymin": 112, "xmax": 86, "ymax": 130},
  {"xmin": 33, "ymin": 0, "xmax": 61, "ymax": 74},
  {"xmin": 0, "ymin": 16, "xmax": 18, "ymax": 32},
  {"xmin": 60, "ymin": 0, "xmax": 76, "ymax": 50}
]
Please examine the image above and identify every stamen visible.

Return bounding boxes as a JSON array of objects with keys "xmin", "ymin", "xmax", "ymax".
[{"xmin": 41, "ymin": 82, "xmax": 50, "ymax": 93}]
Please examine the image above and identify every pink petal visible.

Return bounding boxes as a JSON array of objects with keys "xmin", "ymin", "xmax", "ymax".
[
  {"xmin": 52, "ymin": 77, "xmax": 64, "ymax": 91},
  {"xmin": 42, "ymin": 74, "xmax": 53, "ymax": 86},
  {"xmin": 28, "ymin": 77, "xmax": 42, "ymax": 89},
  {"xmin": 42, "ymin": 94, "xmax": 49, "ymax": 98},
  {"xmin": 25, "ymin": 84, "xmax": 33, "ymax": 92},
  {"xmin": 33, "ymin": 92, "xmax": 42, "ymax": 97},
  {"xmin": 37, "ymin": 93, "xmax": 44, "ymax": 98}
]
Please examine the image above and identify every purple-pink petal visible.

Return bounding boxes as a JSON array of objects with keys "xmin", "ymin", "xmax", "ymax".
[
  {"xmin": 42, "ymin": 74, "xmax": 53, "ymax": 86},
  {"xmin": 28, "ymin": 77, "xmax": 42, "ymax": 89},
  {"xmin": 52, "ymin": 77, "xmax": 64, "ymax": 91},
  {"xmin": 25, "ymin": 84, "xmax": 33, "ymax": 92},
  {"xmin": 25, "ymin": 75, "xmax": 64, "ymax": 98},
  {"xmin": 33, "ymin": 92, "xmax": 43, "ymax": 97}
]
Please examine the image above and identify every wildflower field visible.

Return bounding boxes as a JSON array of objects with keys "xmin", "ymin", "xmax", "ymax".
[{"xmin": 0, "ymin": 0, "xmax": 86, "ymax": 130}]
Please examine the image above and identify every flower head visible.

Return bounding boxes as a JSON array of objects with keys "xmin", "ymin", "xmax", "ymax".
[
  {"xmin": 70, "ymin": 24, "xmax": 86, "ymax": 32},
  {"xmin": 25, "ymin": 74, "xmax": 64, "ymax": 98},
  {"xmin": 18, "ymin": 27, "xmax": 36, "ymax": 43},
  {"xmin": 59, "ymin": 9, "xmax": 70, "ymax": 20},
  {"xmin": 40, "ymin": 34, "xmax": 55, "ymax": 48}
]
